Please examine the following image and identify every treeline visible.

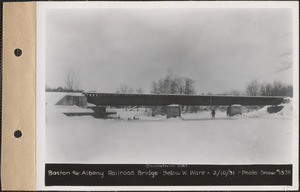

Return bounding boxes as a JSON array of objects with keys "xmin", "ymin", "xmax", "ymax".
[
  {"xmin": 245, "ymin": 79, "xmax": 292, "ymax": 97},
  {"xmin": 114, "ymin": 71, "xmax": 293, "ymax": 115}
]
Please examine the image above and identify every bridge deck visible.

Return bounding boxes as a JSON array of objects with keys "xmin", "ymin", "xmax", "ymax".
[{"xmin": 83, "ymin": 93, "xmax": 284, "ymax": 106}]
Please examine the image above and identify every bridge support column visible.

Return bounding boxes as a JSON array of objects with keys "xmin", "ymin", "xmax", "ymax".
[
  {"xmin": 92, "ymin": 106, "xmax": 106, "ymax": 118},
  {"xmin": 166, "ymin": 104, "xmax": 181, "ymax": 119},
  {"xmin": 267, "ymin": 105, "xmax": 284, "ymax": 113},
  {"xmin": 227, "ymin": 105, "xmax": 242, "ymax": 116}
]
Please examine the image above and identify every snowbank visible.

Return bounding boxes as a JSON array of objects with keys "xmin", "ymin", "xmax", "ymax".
[
  {"xmin": 245, "ymin": 98, "xmax": 293, "ymax": 118},
  {"xmin": 278, "ymin": 98, "xmax": 293, "ymax": 117},
  {"xmin": 245, "ymin": 106, "xmax": 269, "ymax": 118}
]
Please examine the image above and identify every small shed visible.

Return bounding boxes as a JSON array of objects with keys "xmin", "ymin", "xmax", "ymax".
[{"xmin": 166, "ymin": 104, "xmax": 181, "ymax": 119}]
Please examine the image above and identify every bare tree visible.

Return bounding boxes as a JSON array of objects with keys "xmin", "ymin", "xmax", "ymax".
[
  {"xmin": 245, "ymin": 79, "xmax": 293, "ymax": 97},
  {"xmin": 116, "ymin": 84, "xmax": 134, "ymax": 94},
  {"xmin": 245, "ymin": 79, "xmax": 260, "ymax": 96},
  {"xmin": 261, "ymin": 80, "xmax": 293, "ymax": 97},
  {"xmin": 275, "ymin": 51, "xmax": 293, "ymax": 72},
  {"xmin": 184, "ymin": 78, "xmax": 196, "ymax": 94},
  {"xmin": 150, "ymin": 70, "xmax": 196, "ymax": 113},
  {"xmin": 64, "ymin": 70, "xmax": 80, "ymax": 91},
  {"xmin": 136, "ymin": 87, "xmax": 144, "ymax": 94},
  {"xmin": 151, "ymin": 72, "xmax": 196, "ymax": 95}
]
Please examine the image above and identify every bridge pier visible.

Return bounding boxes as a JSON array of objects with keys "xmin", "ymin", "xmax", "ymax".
[
  {"xmin": 267, "ymin": 105, "xmax": 284, "ymax": 113},
  {"xmin": 227, "ymin": 105, "xmax": 242, "ymax": 116},
  {"xmin": 90, "ymin": 106, "xmax": 106, "ymax": 118},
  {"xmin": 166, "ymin": 104, "xmax": 181, "ymax": 119}
]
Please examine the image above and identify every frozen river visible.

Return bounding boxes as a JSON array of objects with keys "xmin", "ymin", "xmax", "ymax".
[{"xmin": 46, "ymin": 108, "xmax": 293, "ymax": 164}]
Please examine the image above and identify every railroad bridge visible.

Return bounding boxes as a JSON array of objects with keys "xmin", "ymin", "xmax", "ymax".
[
  {"xmin": 82, "ymin": 92, "xmax": 285, "ymax": 118},
  {"xmin": 83, "ymin": 92, "xmax": 284, "ymax": 106}
]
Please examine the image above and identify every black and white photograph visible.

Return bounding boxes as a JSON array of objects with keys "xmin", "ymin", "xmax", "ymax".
[{"xmin": 36, "ymin": 1, "xmax": 299, "ymax": 190}]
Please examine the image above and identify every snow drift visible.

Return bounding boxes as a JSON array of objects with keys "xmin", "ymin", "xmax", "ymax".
[{"xmin": 245, "ymin": 98, "xmax": 293, "ymax": 118}]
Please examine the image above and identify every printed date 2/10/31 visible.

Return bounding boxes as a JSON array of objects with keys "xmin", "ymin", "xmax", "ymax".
[{"xmin": 213, "ymin": 169, "xmax": 235, "ymax": 177}]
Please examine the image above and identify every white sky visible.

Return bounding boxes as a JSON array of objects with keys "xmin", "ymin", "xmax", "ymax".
[{"xmin": 46, "ymin": 8, "xmax": 293, "ymax": 94}]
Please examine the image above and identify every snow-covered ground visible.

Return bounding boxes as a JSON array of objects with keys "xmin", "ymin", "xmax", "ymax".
[{"xmin": 46, "ymin": 92, "xmax": 293, "ymax": 164}]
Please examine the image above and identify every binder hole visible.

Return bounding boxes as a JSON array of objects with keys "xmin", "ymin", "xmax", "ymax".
[
  {"xmin": 14, "ymin": 130, "xmax": 22, "ymax": 138},
  {"xmin": 14, "ymin": 48, "xmax": 22, "ymax": 57}
]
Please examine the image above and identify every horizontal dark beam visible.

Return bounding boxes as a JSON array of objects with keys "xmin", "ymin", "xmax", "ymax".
[{"xmin": 83, "ymin": 93, "xmax": 285, "ymax": 106}]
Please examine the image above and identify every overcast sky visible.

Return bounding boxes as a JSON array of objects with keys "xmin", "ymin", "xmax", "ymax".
[{"xmin": 46, "ymin": 8, "xmax": 293, "ymax": 94}]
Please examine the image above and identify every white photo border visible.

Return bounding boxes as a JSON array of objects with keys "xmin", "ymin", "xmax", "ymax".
[{"xmin": 36, "ymin": 1, "xmax": 299, "ymax": 191}]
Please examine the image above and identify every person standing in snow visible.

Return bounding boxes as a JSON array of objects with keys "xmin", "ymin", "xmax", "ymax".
[
  {"xmin": 211, "ymin": 109, "xmax": 216, "ymax": 119},
  {"xmin": 226, "ymin": 107, "xmax": 230, "ymax": 117}
]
